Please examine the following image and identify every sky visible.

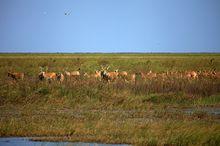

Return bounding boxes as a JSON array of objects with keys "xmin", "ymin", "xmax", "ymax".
[{"xmin": 0, "ymin": 0, "xmax": 220, "ymax": 53}]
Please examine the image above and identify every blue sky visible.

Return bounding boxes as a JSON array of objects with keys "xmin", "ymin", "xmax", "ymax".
[{"xmin": 0, "ymin": 0, "xmax": 220, "ymax": 53}]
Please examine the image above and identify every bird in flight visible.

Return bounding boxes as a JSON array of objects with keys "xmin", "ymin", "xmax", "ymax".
[{"xmin": 64, "ymin": 11, "xmax": 71, "ymax": 16}]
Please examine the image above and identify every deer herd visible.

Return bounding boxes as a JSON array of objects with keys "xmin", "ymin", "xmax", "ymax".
[{"xmin": 7, "ymin": 66, "xmax": 220, "ymax": 83}]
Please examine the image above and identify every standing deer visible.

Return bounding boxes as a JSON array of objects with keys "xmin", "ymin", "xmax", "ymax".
[{"xmin": 8, "ymin": 72, "xmax": 24, "ymax": 80}]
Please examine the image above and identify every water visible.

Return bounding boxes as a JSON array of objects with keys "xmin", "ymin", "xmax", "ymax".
[
  {"xmin": 168, "ymin": 107, "xmax": 220, "ymax": 116},
  {"xmin": 0, "ymin": 137, "xmax": 131, "ymax": 146},
  {"xmin": 182, "ymin": 107, "xmax": 220, "ymax": 115}
]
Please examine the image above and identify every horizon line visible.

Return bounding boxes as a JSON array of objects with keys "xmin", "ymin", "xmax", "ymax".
[{"xmin": 0, "ymin": 52, "xmax": 220, "ymax": 54}]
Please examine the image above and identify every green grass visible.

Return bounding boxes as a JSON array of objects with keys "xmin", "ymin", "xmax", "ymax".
[
  {"xmin": 1, "ymin": 53, "xmax": 219, "ymax": 72},
  {"xmin": 0, "ymin": 53, "xmax": 220, "ymax": 146}
]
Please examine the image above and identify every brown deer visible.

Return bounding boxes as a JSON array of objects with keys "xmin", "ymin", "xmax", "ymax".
[
  {"xmin": 106, "ymin": 69, "xmax": 119, "ymax": 81},
  {"xmin": 39, "ymin": 72, "xmax": 56, "ymax": 82},
  {"xmin": 90, "ymin": 70, "xmax": 101, "ymax": 80},
  {"xmin": 64, "ymin": 68, "xmax": 81, "ymax": 79},
  {"xmin": 8, "ymin": 72, "xmax": 24, "ymax": 80},
  {"xmin": 185, "ymin": 71, "xmax": 198, "ymax": 79},
  {"xmin": 56, "ymin": 72, "xmax": 65, "ymax": 82}
]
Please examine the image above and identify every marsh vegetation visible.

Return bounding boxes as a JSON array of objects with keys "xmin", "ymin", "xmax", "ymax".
[{"xmin": 0, "ymin": 53, "xmax": 220, "ymax": 146}]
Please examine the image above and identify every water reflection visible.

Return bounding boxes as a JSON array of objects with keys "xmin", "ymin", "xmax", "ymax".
[
  {"xmin": 183, "ymin": 107, "xmax": 220, "ymax": 115},
  {"xmin": 0, "ymin": 137, "xmax": 131, "ymax": 146}
]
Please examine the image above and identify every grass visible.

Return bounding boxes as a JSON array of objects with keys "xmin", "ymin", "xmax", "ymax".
[{"xmin": 0, "ymin": 53, "xmax": 220, "ymax": 146}]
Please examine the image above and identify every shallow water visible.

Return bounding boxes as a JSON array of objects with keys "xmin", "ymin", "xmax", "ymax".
[
  {"xmin": 182, "ymin": 107, "xmax": 220, "ymax": 115},
  {"xmin": 0, "ymin": 137, "xmax": 131, "ymax": 146},
  {"xmin": 168, "ymin": 107, "xmax": 220, "ymax": 116}
]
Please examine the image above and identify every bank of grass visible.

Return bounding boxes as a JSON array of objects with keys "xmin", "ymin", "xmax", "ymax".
[
  {"xmin": 1, "ymin": 77, "xmax": 219, "ymax": 108},
  {"xmin": 0, "ymin": 104, "xmax": 220, "ymax": 146},
  {"xmin": 0, "ymin": 53, "xmax": 220, "ymax": 145}
]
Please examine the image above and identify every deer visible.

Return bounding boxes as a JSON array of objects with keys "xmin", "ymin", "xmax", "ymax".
[
  {"xmin": 56, "ymin": 72, "xmax": 65, "ymax": 82},
  {"xmin": 64, "ymin": 68, "xmax": 81, "ymax": 79},
  {"xmin": 8, "ymin": 72, "xmax": 24, "ymax": 80},
  {"xmin": 185, "ymin": 71, "xmax": 198, "ymax": 79}
]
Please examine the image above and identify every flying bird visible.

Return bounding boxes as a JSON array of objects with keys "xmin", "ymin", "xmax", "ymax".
[{"xmin": 64, "ymin": 11, "xmax": 71, "ymax": 16}]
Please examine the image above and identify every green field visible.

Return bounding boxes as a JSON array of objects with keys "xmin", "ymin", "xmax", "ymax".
[{"xmin": 0, "ymin": 53, "xmax": 220, "ymax": 146}]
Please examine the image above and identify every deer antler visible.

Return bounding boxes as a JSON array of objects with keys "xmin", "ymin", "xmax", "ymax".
[
  {"xmin": 45, "ymin": 66, "xmax": 48, "ymax": 73},
  {"xmin": 101, "ymin": 65, "xmax": 104, "ymax": 70},
  {"xmin": 39, "ymin": 66, "xmax": 43, "ymax": 72}
]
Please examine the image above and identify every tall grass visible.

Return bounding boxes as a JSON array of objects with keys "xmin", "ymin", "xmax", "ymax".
[{"xmin": 1, "ymin": 73, "xmax": 219, "ymax": 107}]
